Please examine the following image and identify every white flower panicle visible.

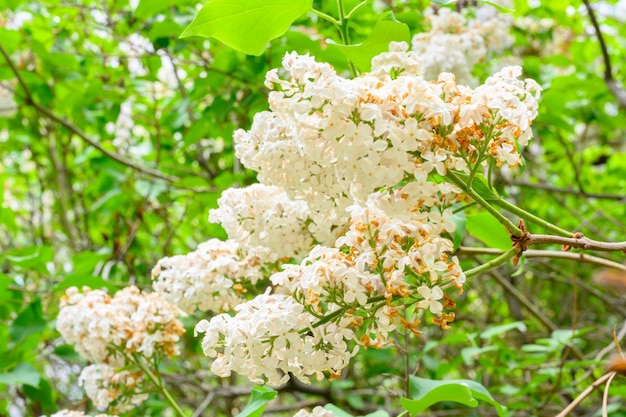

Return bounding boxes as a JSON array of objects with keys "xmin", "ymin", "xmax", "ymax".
[
  {"xmin": 235, "ymin": 48, "xmax": 539, "ymax": 244},
  {"xmin": 152, "ymin": 238, "xmax": 278, "ymax": 313},
  {"xmin": 209, "ymin": 184, "xmax": 315, "ymax": 259},
  {"xmin": 189, "ymin": 36, "xmax": 540, "ymax": 384},
  {"xmin": 194, "ymin": 290, "xmax": 358, "ymax": 386},
  {"xmin": 79, "ymin": 364, "xmax": 148, "ymax": 412},
  {"xmin": 57, "ymin": 286, "xmax": 185, "ymax": 367}
]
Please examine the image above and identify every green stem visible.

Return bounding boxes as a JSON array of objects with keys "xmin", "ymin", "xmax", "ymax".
[
  {"xmin": 493, "ymin": 198, "xmax": 573, "ymax": 237},
  {"xmin": 446, "ymin": 171, "xmax": 523, "ymax": 237},
  {"xmin": 336, "ymin": 0, "xmax": 359, "ymax": 77},
  {"xmin": 310, "ymin": 8, "xmax": 340, "ymax": 27},
  {"xmin": 464, "ymin": 246, "xmax": 520, "ymax": 278},
  {"xmin": 452, "ymin": 201, "xmax": 476, "ymax": 214},
  {"xmin": 310, "ymin": 295, "xmax": 386, "ymax": 329},
  {"xmin": 132, "ymin": 354, "xmax": 187, "ymax": 417}
]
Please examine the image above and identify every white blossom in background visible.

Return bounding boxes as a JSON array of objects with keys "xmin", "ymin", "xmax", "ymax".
[
  {"xmin": 56, "ymin": 286, "xmax": 185, "ymax": 366},
  {"xmin": 412, "ymin": 5, "xmax": 513, "ymax": 85},
  {"xmin": 0, "ymin": 82, "xmax": 17, "ymax": 118},
  {"xmin": 195, "ymin": 290, "xmax": 358, "ymax": 386},
  {"xmin": 209, "ymin": 184, "xmax": 315, "ymax": 259},
  {"xmin": 79, "ymin": 365, "xmax": 148, "ymax": 412},
  {"xmin": 293, "ymin": 407, "xmax": 337, "ymax": 417},
  {"xmin": 46, "ymin": 411, "xmax": 116, "ymax": 417},
  {"xmin": 152, "ymin": 239, "xmax": 278, "ymax": 313}
]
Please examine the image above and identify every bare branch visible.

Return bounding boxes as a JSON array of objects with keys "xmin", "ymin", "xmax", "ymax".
[{"xmin": 527, "ymin": 234, "xmax": 626, "ymax": 253}]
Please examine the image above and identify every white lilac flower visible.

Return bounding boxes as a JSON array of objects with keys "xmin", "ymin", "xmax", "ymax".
[
  {"xmin": 209, "ymin": 184, "xmax": 315, "ymax": 259},
  {"xmin": 195, "ymin": 290, "xmax": 358, "ymax": 386},
  {"xmin": 152, "ymin": 239, "xmax": 278, "ymax": 313},
  {"xmin": 79, "ymin": 364, "xmax": 148, "ymax": 412},
  {"xmin": 57, "ymin": 286, "xmax": 184, "ymax": 366}
]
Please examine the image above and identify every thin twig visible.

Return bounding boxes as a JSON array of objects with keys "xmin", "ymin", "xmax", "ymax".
[
  {"xmin": 555, "ymin": 372, "xmax": 615, "ymax": 417},
  {"xmin": 527, "ymin": 234, "xmax": 626, "ymax": 252},
  {"xmin": 602, "ymin": 372, "xmax": 617, "ymax": 417}
]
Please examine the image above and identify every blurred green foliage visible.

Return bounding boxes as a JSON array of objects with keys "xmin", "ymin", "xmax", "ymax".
[{"xmin": 0, "ymin": 0, "xmax": 625, "ymax": 416}]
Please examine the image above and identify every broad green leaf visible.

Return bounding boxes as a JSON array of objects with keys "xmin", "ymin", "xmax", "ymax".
[
  {"xmin": 9, "ymin": 300, "xmax": 46, "ymax": 343},
  {"xmin": 3, "ymin": 245, "xmax": 53, "ymax": 272},
  {"xmin": 180, "ymin": 0, "xmax": 312, "ymax": 55},
  {"xmin": 331, "ymin": 13, "xmax": 410, "ymax": 72},
  {"xmin": 0, "ymin": 363, "xmax": 40, "ymax": 387},
  {"xmin": 480, "ymin": 321, "xmax": 527, "ymax": 340},
  {"xmin": 322, "ymin": 405, "xmax": 389, "ymax": 417},
  {"xmin": 454, "ymin": 172, "xmax": 500, "ymax": 202},
  {"xmin": 235, "ymin": 385, "xmax": 277, "ymax": 417},
  {"xmin": 465, "ymin": 212, "xmax": 512, "ymax": 250},
  {"xmin": 402, "ymin": 376, "xmax": 506, "ymax": 417},
  {"xmin": 323, "ymin": 405, "xmax": 353, "ymax": 417}
]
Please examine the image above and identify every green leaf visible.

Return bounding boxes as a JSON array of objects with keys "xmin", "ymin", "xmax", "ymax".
[
  {"xmin": 465, "ymin": 212, "xmax": 512, "ymax": 250},
  {"xmin": 331, "ymin": 12, "xmax": 410, "ymax": 72},
  {"xmin": 461, "ymin": 345, "xmax": 498, "ymax": 366},
  {"xmin": 480, "ymin": 321, "xmax": 527, "ymax": 340},
  {"xmin": 54, "ymin": 274, "xmax": 118, "ymax": 294},
  {"xmin": 0, "ymin": 363, "xmax": 40, "ymax": 387},
  {"xmin": 9, "ymin": 300, "xmax": 46, "ymax": 343},
  {"xmin": 450, "ymin": 209, "xmax": 466, "ymax": 250},
  {"xmin": 180, "ymin": 0, "xmax": 312, "ymax": 55},
  {"xmin": 480, "ymin": 1, "xmax": 514, "ymax": 13},
  {"xmin": 455, "ymin": 172, "xmax": 500, "ymax": 202},
  {"xmin": 402, "ymin": 376, "xmax": 506, "ymax": 417},
  {"xmin": 321, "ymin": 406, "xmax": 389, "ymax": 417},
  {"xmin": 235, "ymin": 385, "xmax": 277, "ymax": 417}
]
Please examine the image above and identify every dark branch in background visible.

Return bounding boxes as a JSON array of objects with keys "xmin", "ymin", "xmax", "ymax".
[
  {"xmin": 0, "ymin": 43, "xmax": 178, "ymax": 183},
  {"xmin": 582, "ymin": 0, "xmax": 626, "ymax": 108}
]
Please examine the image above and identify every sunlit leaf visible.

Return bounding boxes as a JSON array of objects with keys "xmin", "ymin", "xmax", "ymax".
[
  {"xmin": 180, "ymin": 0, "xmax": 313, "ymax": 55},
  {"xmin": 401, "ymin": 376, "xmax": 506, "ymax": 417},
  {"xmin": 331, "ymin": 12, "xmax": 410, "ymax": 72}
]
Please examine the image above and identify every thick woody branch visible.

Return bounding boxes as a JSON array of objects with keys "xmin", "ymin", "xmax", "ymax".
[
  {"xmin": 0, "ymin": 43, "xmax": 178, "ymax": 182},
  {"xmin": 458, "ymin": 247, "xmax": 626, "ymax": 272},
  {"xmin": 582, "ymin": 0, "xmax": 626, "ymax": 108}
]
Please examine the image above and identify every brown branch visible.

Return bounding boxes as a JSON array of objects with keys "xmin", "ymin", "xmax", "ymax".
[
  {"xmin": 0, "ymin": 43, "xmax": 178, "ymax": 183},
  {"xmin": 555, "ymin": 372, "xmax": 615, "ymax": 417},
  {"xmin": 582, "ymin": 0, "xmax": 626, "ymax": 108},
  {"xmin": 527, "ymin": 234, "xmax": 626, "ymax": 253},
  {"xmin": 457, "ymin": 247, "xmax": 626, "ymax": 272}
]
